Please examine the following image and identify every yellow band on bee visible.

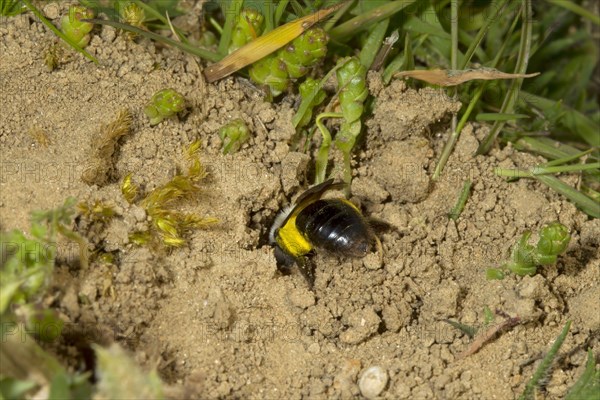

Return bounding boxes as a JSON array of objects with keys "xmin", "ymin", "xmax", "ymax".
[{"xmin": 276, "ymin": 214, "xmax": 313, "ymax": 257}]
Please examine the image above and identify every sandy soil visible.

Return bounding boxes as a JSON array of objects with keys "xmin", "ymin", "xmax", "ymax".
[{"xmin": 1, "ymin": 7, "xmax": 598, "ymax": 400}]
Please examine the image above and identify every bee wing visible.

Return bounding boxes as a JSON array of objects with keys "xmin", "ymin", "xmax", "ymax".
[
  {"xmin": 275, "ymin": 179, "xmax": 346, "ymax": 238},
  {"xmin": 294, "ymin": 179, "xmax": 346, "ymax": 208}
]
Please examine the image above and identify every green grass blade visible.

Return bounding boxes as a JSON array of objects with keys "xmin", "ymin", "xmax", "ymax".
[
  {"xmin": 217, "ymin": 0, "xmax": 243, "ymax": 56},
  {"xmin": 459, "ymin": 9, "xmax": 494, "ymax": 68},
  {"xmin": 565, "ymin": 349, "xmax": 600, "ymax": 400},
  {"xmin": 519, "ymin": 91, "xmax": 599, "ymax": 148},
  {"xmin": 476, "ymin": 113, "xmax": 530, "ymax": 121},
  {"xmin": 531, "ymin": 163, "xmax": 600, "ymax": 175},
  {"xmin": 519, "ymin": 321, "xmax": 571, "ymax": 400},
  {"xmin": 477, "ymin": 0, "xmax": 533, "ymax": 155},
  {"xmin": 546, "ymin": 0, "xmax": 600, "ymax": 25},
  {"xmin": 442, "ymin": 319, "xmax": 477, "ymax": 339},
  {"xmin": 1, "ymin": 0, "xmax": 26, "ymax": 16},
  {"xmin": 535, "ymin": 175, "xmax": 600, "ymax": 218},
  {"xmin": 359, "ymin": 19, "xmax": 389, "ymax": 69},
  {"xmin": 329, "ymin": 0, "xmax": 414, "ymax": 41},
  {"xmin": 382, "ymin": 32, "xmax": 411, "ymax": 84},
  {"xmin": 448, "ymin": 180, "xmax": 472, "ymax": 220},
  {"xmin": 323, "ymin": 0, "xmax": 355, "ymax": 32},
  {"xmin": 274, "ymin": 0, "xmax": 290, "ymax": 26},
  {"xmin": 543, "ymin": 148, "xmax": 597, "ymax": 167},
  {"xmin": 513, "ymin": 137, "xmax": 584, "ymax": 161},
  {"xmin": 87, "ymin": 19, "xmax": 221, "ymax": 62},
  {"xmin": 433, "ymin": 2, "xmax": 521, "ymax": 180},
  {"xmin": 21, "ymin": 0, "xmax": 98, "ymax": 64},
  {"xmin": 263, "ymin": 0, "xmax": 274, "ymax": 33}
]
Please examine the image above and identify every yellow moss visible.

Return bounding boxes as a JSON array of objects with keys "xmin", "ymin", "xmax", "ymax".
[
  {"xmin": 127, "ymin": 141, "xmax": 217, "ymax": 248},
  {"xmin": 28, "ymin": 127, "xmax": 51, "ymax": 147},
  {"xmin": 121, "ymin": 173, "xmax": 139, "ymax": 204},
  {"xmin": 77, "ymin": 200, "xmax": 115, "ymax": 223},
  {"xmin": 82, "ymin": 109, "xmax": 133, "ymax": 186}
]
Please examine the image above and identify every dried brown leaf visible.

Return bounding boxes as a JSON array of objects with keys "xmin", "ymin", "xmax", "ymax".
[
  {"xmin": 204, "ymin": 2, "xmax": 347, "ymax": 83},
  {"xmin": 394, "ymin": 68, "xmax": 540, "ymax": 86}
]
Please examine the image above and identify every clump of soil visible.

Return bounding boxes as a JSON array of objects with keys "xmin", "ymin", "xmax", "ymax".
[{"xmin": 1, "ymin": 9, "xmax": 598, "ymax": 400}]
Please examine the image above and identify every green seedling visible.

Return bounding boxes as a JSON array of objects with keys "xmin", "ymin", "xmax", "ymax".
[
  {"xmin": 1, "ymin": 201, "xmax": 93, "ymax": 398},
  {"xmin": 314, "ymin": 56, "xmax": 367, "ymax": 187},
  {"xmin": 61, "ymin": 5, "xmax": 95, "ymax": 48},
  {"xmin": 0, "ymin": 198, "xmax": 87, "ymax": 346},
  {"xmin": 279, "ymin": 27, "xmax": 328, "ymax": 79},
  {"xmin": 218, "ymin": 118, "xmax": 251, "ymax": 155},
  {"xmin": 448, "ymin": 180, "xmax": 472, "ymax": 220},
  {"xmin": 249, "ymin": 26, "xmax": 329, "ymax": 97},
  {"xmin": 296, "ymin": 77, "xmax": 327, "ymax": 130},
  {"xmin": 229, "ymin": 9, "xmax": 265, "ymax": 54},
  {"xmin": 248, "ymin": 55, "xmax": 289, "ymax": 97},
  {"xmin": 1, "ymin": 332, "xmax": 92, "ymax": 400},
  {"xmin": 487, "ymin": 222, "xmax": 571, "ymax": 280},
  {"xmin": 120, "ymin": 2, "xmax": 145, "ymax": 39},
  {"xmin": 20, "ymin": 0, "xmax": 98, "ymax": 63},
  {"xmin": 123, "ymin": 140, "xmax": 217, "ymax": 247},
  {"xmin": 443, "ymin": 305, "xmax": 497, "ymax": 340},
  {"xmin": 144, "ymin": 88, "xmax": 186, "ymax": 126}
]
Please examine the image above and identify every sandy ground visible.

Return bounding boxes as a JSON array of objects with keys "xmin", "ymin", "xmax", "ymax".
[{"xmin": 1, "ymin": 7, "xmax": 599, "ymax": 400}]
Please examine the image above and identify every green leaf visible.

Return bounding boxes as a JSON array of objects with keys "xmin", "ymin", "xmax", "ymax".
[
  {"xmin": 565, "ymin": 349, "xmax": 600, "ymax": 400},
  {"xmin": 519, "ymin": 321, "xmax": 572, "ymax": 400},
  {"xmin": 486, "ymin": 268, "xmax": 505, "ymax": 280},
  {"xmin": 0, "ymin": 377, "xmax": 37, "ymax": 399},
  {"xmin": 475, "ymin": 113, "xmax": 530, "ymax": 121},
  {"xmin": 1, "ymin": 0, "xmax": 26, "ymax": 16},
  {"xmin": 535, "ymin": 175, "xmax": 600, "ymax": 219},
  {"xmin": 442, "ymin": 319, "xmax": 477, "ymax": 338},
  {"xmin": 49, "ymin": 372, "xmax": 72, "ymax": 400},
  {"xmin": 0, "ymin": 279, "xmax": 25, "ymax": 314}
]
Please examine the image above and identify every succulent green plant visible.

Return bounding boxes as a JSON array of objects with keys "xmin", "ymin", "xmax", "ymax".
[
  {"xmin": 314, "ymin": 56, "xmax": 367, "ymax": 186},
  {"xmin": 218, "ymin": 118, "xmax": 251, "ymax": 154},
  {"xmin": 487, "ymin": 222, "xmax": 571, "ymax": 279},
  {"xmin": 249, "ymin": 26, "xmax": 329, "ymax": 97},
  {"xmin": 60, "ymin": 5, "xmax": 95, "ymax": 48},
  {"xmin": 278, "ymin": 27, "xmax": 328, "ymax": 78},
  {"xmin": 229, "ymin": 8, "xmax": 265, "ymax": 53},
  {"xmin": 248, "ymin": 56, "xmax": 290, "ymax": 97},
  {"xmin": 144, "ymin": 88, "xmax": 186, "ymax": 126},
  {"xmin": 120, "ymin": 2, "xmax": 145, "ymax": 39}
]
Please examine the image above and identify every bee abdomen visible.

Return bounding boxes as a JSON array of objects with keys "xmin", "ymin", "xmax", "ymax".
[{"xmin": 296, "ymin": 199, "xmax": 371, "ymax": 257}]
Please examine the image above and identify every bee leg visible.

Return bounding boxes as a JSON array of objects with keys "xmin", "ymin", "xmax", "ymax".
[
  {"xmin": 274, "ymin": 246, "xmax": 296, "ymax": 276},
  {"xmin": 374, "ymin": 235, "xmax": 384, "ymax": 267},
  {"xmin": 296, "ymin": 254, "xmax": 316, "ymax": 289}
]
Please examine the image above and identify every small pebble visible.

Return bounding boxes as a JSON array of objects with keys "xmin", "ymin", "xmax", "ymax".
[
  {"xmin": 359, "ymin": 366, "xmax": 388, "ymax": 399},
  {"xmin": 43, "ymin": 3, "xmax": 60, "ymax": 19},
  {"xmin": 363, "ymin": 252, "xmax": 382, "ymax": 270}
]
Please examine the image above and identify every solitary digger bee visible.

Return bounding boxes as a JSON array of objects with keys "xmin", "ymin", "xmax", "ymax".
[{"xmin": 269, "ymin": 179, "xmax": 381, "ymax": 286}]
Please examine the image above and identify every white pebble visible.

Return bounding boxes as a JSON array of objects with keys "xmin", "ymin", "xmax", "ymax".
[{"xmin": 358, "ymin": 366, "xmax": 388, "ymax": 399}]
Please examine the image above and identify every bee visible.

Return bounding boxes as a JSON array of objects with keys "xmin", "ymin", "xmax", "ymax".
[{"xmin": 269, "ymin": 179, "xmax": 382, "ymax": 287}]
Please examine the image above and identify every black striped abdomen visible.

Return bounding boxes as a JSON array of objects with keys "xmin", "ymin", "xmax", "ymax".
[{"xmin": 295, "ymin": 199, "xmax": 371, "ymax": 257}]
